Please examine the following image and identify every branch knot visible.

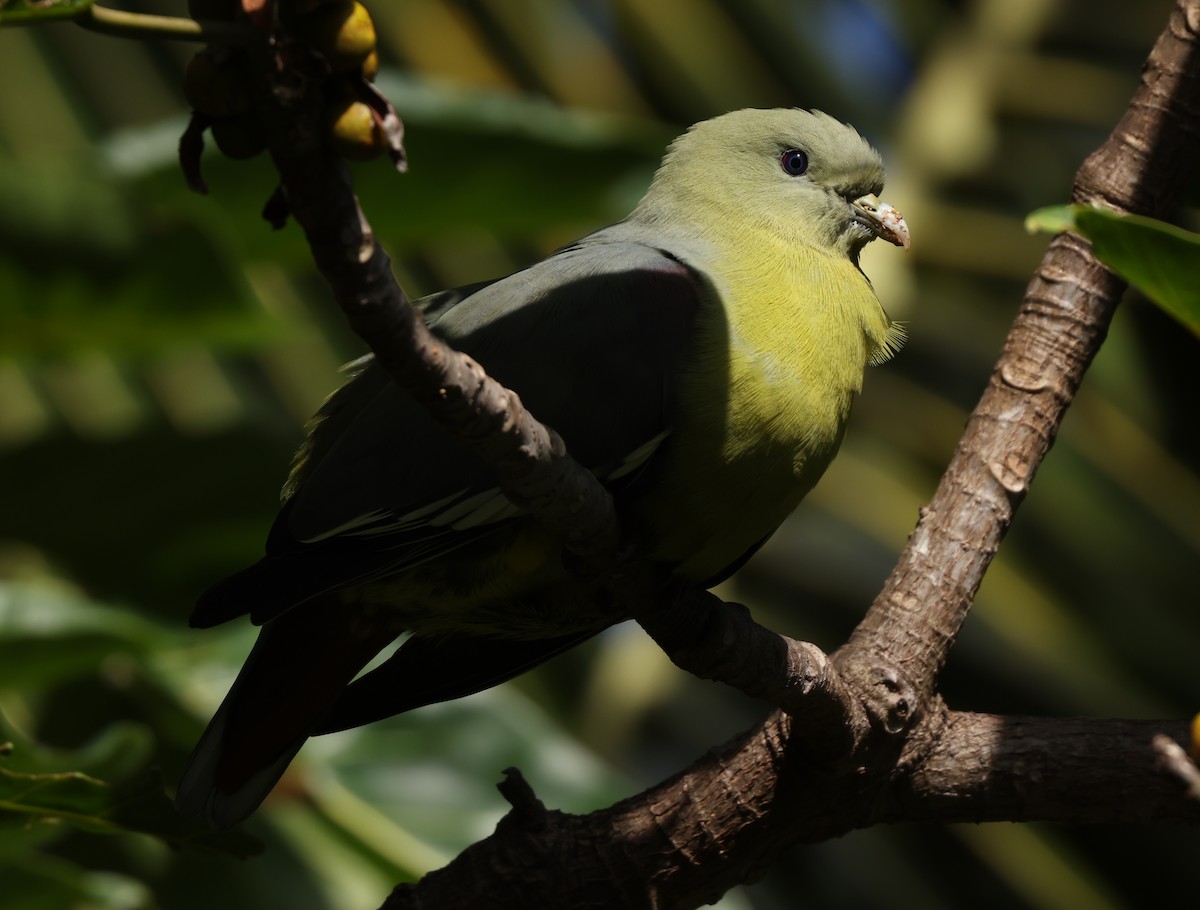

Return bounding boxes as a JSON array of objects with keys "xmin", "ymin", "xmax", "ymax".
[{"xmin": 497, "ymin": 767, "xmax": 551, "ymax": 831}]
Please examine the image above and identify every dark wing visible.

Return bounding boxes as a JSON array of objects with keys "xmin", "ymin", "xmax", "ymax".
[
  {"xmin": 175, "ymin": 590, "xmax": 399, "ymax": 828},
  {"xmin": 190, "ymin": 238, "xmax": 706, "ymax": 628},
  {"xmin": 313, "ymin": 627, "xmax": 599, "ymax": 734}
]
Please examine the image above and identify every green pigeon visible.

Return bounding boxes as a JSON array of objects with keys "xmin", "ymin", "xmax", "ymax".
[{"xmin": 176, "ymin": 107, "xmax": 909, "ymax": 828}]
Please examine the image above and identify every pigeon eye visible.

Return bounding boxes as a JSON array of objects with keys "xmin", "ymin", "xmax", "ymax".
[{"xmin": 780, "ymin": 148, "xmax": 809, "ymax": 176}]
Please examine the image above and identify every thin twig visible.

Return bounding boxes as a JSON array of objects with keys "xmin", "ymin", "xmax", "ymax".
[
  {"xmin": 76, "ymin": 5, "xmax": 252, "ymax": 44},
  {"xmin": 1153, "ymin": 735, "xmax": 1200, "ymax": 800}
]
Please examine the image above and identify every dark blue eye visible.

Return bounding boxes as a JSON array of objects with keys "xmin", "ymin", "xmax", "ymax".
[{"xmin": 780, "ymin": 148, "xmax": 808, "ymax": 176}]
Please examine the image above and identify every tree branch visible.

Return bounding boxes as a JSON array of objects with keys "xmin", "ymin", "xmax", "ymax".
[
  {"xmin": 378, "ymin": 712, "xmax": 1200, "ymax": 910},
  {"xmin": 249, "ymin": 35, "xmax": 623, "ymax": 569},
  {"xmin": 217, "ymin": 1, "xmax": 1200, "ymax": 906},
  {"xmin": 891, "ymin": 714, "xmax": 1200, "ymax": 824},
  {"xmin": 841, "ymin": 0, "xmax": 1200, "ymax": 709},
  {"xmin": 634, "ymin": 587, "xmax": 865, "ymax": 760},
  {"xmin": 376, "ymin": 1, "xmax": 1200, "ymax": 905}
]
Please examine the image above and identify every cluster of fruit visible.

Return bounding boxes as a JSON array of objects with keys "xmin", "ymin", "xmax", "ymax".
[{"xmin": 184, "ymin": 0, "xmax": 387, "ymax": 161}]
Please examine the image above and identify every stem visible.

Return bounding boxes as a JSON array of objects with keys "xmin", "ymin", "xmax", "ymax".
[{"xmin": 75, "ymin": 5, "xmax": 252, "ymax": 45}]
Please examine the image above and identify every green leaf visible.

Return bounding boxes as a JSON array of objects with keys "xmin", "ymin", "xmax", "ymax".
[
  {"xmin": 0, "ymin": 714, "xmax": 155, "ymax": 782},
  {"xmin": 312, "ymin": 684, "xmax": 630, "ymax": 860},
  {"xmin": 1023, "ymin": 204, "xmax": 1076, "ymax": 236},
  {"xmin": 1026, "ymin": 204, "xmax": 1200, "ymax": 337},
  {"xmin": 0, "ymin": 0, "xmax": 93, "ymax": 26},
  {"xmin": 0, "ymin": 582, "xmax": 175, "ymax": 689},
  {"xmin": 0, "ymin": 753, "xmax": 261, "ymax": 857},
  {"xmin": 0, "ymin": 853, "xmax": 150, "ymax": 910}
]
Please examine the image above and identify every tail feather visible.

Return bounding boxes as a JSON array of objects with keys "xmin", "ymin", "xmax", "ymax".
[
  {"xmin": 176, "ymin": 594, "xmax": 398, "ymax": 828},
  {"xmin": 174, "ymin": 696, "xmax": 309, "ymax": 829}
]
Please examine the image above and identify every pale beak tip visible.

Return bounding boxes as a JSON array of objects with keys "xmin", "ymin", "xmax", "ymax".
[
  {"xmin": 877, "ymin": 201, "xmax": 911, "ymax": 251},
  {"xmin": 853, "ymin": 194, "xmax": 911, "ymax": 251}
]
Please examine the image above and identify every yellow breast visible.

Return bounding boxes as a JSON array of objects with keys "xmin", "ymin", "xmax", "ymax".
[{"xmin": 636, "ymin": 238, "xmax": 889, "ymax": 581}]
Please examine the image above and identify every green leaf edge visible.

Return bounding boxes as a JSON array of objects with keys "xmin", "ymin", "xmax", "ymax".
[
  {"xmin": 1025, "ymin": 203, "xmax": 1200, "ymax": 337},
  {"xmin": 0, "ymin": 759, "xmax": 262, "ymax": 858}
]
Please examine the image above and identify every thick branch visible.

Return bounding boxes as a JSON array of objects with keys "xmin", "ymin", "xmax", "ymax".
[
  {"xmin": 207, "ymin": 1, "xmax": 1200, "ymax": 906},
  {"xmin": 842, "ymin": 0, "xmax": 1200, "ymax": 706},
  {"xmin": 380, "ymin": 712, "xmax": 1199, "ymax": 910},
  {"xmin": 379, "ymin": 3, "xmax": 1200, "ymax": 906},
  {"xmin": 890, "ymin": 713, "xmax": 1200, "ymax": 824},
  {"xmin": 635, "ymin": 588, "xmax": 865, "ymax": 759}
]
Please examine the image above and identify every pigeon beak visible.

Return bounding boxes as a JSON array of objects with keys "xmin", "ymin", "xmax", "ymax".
[{"xmin": 852, "ymin": 193, "xmax": 910, "ymax": 250}]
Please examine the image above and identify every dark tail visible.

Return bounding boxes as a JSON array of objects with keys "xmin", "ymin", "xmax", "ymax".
[{"xmin": 176, "ymin": 593, "xmax": 397, "ymax": 828}]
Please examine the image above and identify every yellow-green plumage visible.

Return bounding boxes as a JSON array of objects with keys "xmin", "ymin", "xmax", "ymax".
[
  {"xmin": 625, "ymin": 110, "xmax": 904, "ymax": 575},
  {"xmin": 176, "ymin": 108, "xmax": 909, "ymax": 829}
]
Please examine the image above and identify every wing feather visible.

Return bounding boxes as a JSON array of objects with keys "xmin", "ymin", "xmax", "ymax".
[{"xmin": 191, "ymin": 238, "xmax": 704, "ymax": 628}]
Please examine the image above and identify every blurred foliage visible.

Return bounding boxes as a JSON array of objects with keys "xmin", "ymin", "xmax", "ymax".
[{"xmin": 0, "ymin": 1, "xmax": 1198, "ymax": 909}]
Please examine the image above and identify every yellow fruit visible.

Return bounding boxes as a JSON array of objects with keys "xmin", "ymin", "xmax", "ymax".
[
  {"xmin": 361, "ymin": 49, "xmax": 379, "ymax": 82},
  {"xmin": 329, "ymin": 98, "xmax": 386, "ymax": 160},
  {"xmin": 211, "ymin": 114, "xmax": 267, "ymax": 160},
  {"xmin": 185, "ymin": 50, "xmax": 250, "ymax": 118},
  {"xmin": 305, "ymin": 1, "xmax": 377, "ymax": 72}
]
